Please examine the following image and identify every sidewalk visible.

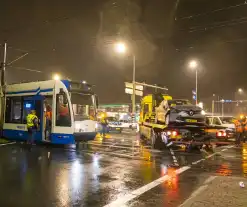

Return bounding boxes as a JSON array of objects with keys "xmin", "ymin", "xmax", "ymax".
[{"xmin": 180, "ymin": 176, "xmax": 247, "ymax": 207}]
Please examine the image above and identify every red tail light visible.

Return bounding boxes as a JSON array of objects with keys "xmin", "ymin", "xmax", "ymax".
[
  {"xmin": 166, "ymin": 131, "xmax": 178, "ymax": 136},
  {"xmin": 217, "ymin": 132, "xmax": 222, "ymax": 137},
  {"xmin": 172, "ymin": 131, "xmax": 178, "ymax": 136},
  {"xmin": 217, "ymin": 131, "xmax": 227, "ymax": 137}
]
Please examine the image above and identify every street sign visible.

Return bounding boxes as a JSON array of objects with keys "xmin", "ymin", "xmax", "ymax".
[
  {"xmin": 125, "ymin": 82, "xmax": 143, "ymax": 91},
  {"xmin": 192, "ymin": 90, "xmax": 196, "ymax": 95},
  {"xmin": 192, "ymin": 95, "xmax": 196, "ymax": 100},
  {"xmin": 125, "ymin": 88, "xmax": 143, "ymax": 96}
]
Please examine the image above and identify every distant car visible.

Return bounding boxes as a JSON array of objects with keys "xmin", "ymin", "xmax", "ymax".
[
  {"xmin": 205, "ymin": 116, "xmax": 236, "ymax": 138},
  {"xmin": 106, "ymin": 117, "xmax": 123, "ymax": 133},
  {"xmin": 119, "ymin": 120, "xmax": 137, "ymax": 129}
]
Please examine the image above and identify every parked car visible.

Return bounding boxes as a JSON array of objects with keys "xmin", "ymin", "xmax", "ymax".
[
  {"xmin": 106, "ymin": 117, "xmax": 123, "ymax": 133},
  {"xmin": 119, "ymin": 120, "xmax": 137, "ymax": 129},
  {"xmin": 205, "ymin": 116, "xmax": 236, "ymax": 138}
]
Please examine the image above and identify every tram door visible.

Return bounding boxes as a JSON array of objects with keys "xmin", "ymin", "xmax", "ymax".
[{"xmin": 23, "ymin": 96, "xmax": 44, "ymax": 142}]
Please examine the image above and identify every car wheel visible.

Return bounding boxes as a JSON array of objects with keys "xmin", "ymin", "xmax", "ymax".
[{"xmin": 151, "ymin": 130, "xmax": 163, "ymax": 150}]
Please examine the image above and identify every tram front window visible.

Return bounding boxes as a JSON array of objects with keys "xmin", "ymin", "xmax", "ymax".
[{"xmin": 71, "ymin": 93, "xmax": 95, "ymax": 121}]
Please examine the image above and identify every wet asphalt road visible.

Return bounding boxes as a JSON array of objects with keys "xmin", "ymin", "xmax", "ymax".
[{"xmin": 0, "ymin": 129, "xmax": 245, "ymax": 207}]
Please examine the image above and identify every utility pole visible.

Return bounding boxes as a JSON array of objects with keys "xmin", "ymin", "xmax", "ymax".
[
  {"xmin": 212, "ymin": 100, "xmax": 215, "ymax": 116},
  {"xmin": 0, "ymin": 42, "xmax": 7, "ymax": 134},
  {"xmin": 132, "ymin": 55, "xmax": 136, "ymax": 115},
  {"xmin": 222, "ymin": 101, "xmax": 224, "ymax": 116},
  {"xmin": 1, "ymin": 42, "xmax": 7, "ymax": 87}
]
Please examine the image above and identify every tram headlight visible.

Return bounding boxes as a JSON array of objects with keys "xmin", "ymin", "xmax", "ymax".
[{"xmin": 75, "ymin": 123, "xmax": 81, "ymax": 129}]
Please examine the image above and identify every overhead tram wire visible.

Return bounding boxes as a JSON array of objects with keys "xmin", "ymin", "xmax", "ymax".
[
  {"xmin": 186, "ymin": 18, "xmax": 247, "ymax": 33},
  {"xmin": 8, "ymin": 66, "xmax": 43, "ymax": 73},
  {"xmin": 0, "ymin": 13, "xmax": 82, "ymax": 35},
  {"xmin": 181, "ymin": 16, "xmax": 247, "ymax": 32},
  {"xmin": 0, "ymin": 44, "xmax": 44, "ymax": 74},
  {"xmin": 178, "ymin": 1, "xmax": 247, "ymax": 20}
]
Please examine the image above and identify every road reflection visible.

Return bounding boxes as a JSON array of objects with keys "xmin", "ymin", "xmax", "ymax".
[{"xmin": 242, "ymin": 144, "xmax": 247, "ymax": 177}]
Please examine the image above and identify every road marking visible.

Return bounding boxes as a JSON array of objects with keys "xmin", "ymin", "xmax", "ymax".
[
  {"xmin": 170, "ymin": 148, "xmax": 179, "ymax": 166},
  {"xmin": 103, "ymin": 166, "xmax": 190, "ymax": 207},
  {"xmin": 191, "ymin": 145, "xmax": 234, "ymax": 165},
  {"xmin": 179, "ymin": 176, "xmax": 217, "ymax": 207},
  {"xmin": 0, "ymin": 142, "xmax": 16, "ymax": 146},
  {"xmin": 104, "ymin": 146, "xmax": 233, "ymax": 207}
]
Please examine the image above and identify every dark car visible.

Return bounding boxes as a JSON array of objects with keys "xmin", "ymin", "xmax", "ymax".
[{"xmin": 166, "ymin": 99, "xmax": 206, "ymax": 126}]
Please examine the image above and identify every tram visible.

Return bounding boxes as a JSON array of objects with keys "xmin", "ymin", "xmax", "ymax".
[{"xmin": 1, "ymin": 79, "xmax": 98, "ymax": 144}]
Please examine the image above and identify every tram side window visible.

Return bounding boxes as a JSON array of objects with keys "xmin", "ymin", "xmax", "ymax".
[
  {"xmin": 5, "ymin": 97, "xmax": 22, "ymax": 123},
  {"xmin": 56, "ymin": 93, "xmax": 71, "ymax": 127}
]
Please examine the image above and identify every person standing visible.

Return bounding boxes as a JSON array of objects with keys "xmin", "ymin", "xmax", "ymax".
[
  {"xmin": 235, "ymin": 117, "xmax": 245, "ymax": 147},
  {"xmin": 26, "ymin": 109, "xmax": 39, "ymax": 145},
  {"xmin": 100, "ymin": 116, "xmax": 108, "ymax": 137}
]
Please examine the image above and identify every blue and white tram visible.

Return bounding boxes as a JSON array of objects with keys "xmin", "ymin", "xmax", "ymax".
[{"xmin": 2, "ymin": 79, "xmax": 98, "ymax": 144}]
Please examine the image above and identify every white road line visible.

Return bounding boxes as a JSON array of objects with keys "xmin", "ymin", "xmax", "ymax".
[
  {"xmin": 103, "ymin": 166, "xmax": 190, "ymax": 207},
  {"xmin": 170, "ymin": 148, "xmax": 179, "ymax": 166},
  {"xmin": 204, "ymin": 176, "xmax": 217, "ymax": 184},
  {"xmin": 179, "ymin": 176, "xmax": 217, "ymax": 207},
  {"xmin": 0, "ymin": 142, "xmax": 16, "ymax": 146},
  {"xmin": 104, "ymin": 146, "xmax": 233, "ymax": 207}
]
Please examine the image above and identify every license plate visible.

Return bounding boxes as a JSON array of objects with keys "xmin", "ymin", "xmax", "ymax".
[
  {"xmin": 116, "ymin": 128, "xmax": 120, "ymax": 130},
  {"xmin": 186, "ymin": 119, "xmax": 197, "ymax": 123},
  {"xmin": 171, "ymin": 135, "xmax": 182, "ymax": 139}
]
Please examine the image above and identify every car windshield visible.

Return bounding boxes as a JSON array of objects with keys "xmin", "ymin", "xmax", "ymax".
[
  {"xmin": 168, "ymin": 100, "xmax": 191, "ymax": 106},
  {"xmin": 71, "ymin": 93, "xmax": 96, "ymax": 121},
  {"xmin": 107, "ymin": 117, "xmax": 118, "ymax": 122},
  {"xmin": 219, "ymin": 117, "xmax": 235, "ymax": 124}
]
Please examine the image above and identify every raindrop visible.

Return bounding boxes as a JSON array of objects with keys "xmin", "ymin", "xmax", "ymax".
[{"xmin": 239, "ymin": 181, "xmax": 245, "ymax": 188}]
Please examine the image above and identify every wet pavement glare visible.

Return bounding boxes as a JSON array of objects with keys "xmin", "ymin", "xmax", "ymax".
[{"xmin": 0, "ymin": 129, "xmax": 245, "ymax": 207}]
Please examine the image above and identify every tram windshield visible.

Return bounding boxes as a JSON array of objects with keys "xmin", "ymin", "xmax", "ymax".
[{"xmin": 71, "ymin": 93, "xmax": 96, "ymax": 121}]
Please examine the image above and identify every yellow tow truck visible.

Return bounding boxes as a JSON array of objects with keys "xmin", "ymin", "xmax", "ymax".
[{"xmin": 139, "ymin": 94, "xmax": 213, "ymax": 149}]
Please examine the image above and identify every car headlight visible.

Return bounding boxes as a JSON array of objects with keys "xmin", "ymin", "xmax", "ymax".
[
  {"xmin": 75, "ymin": 123, "xmax": 81, "ymax": 129},
  {"xmin": 201, "ymin": 110, "xmax": 206, "ymax": 115}
]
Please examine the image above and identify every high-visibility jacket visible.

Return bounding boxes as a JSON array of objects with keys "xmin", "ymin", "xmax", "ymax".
[
  {"xmin": 27, "ymin": 114, "xmax": 38, "ymax": 128},
  {"xmin": 100, "ymin": 118, "xmax": 107, "ymax": 125},
  {"xmin": 46, "ymin": 111, "xmax": 52, "ymax": 119},
  {"xmin": 235, "ymin": 119, "xmax": 244, "ymax": 133},
  {"xmin": 243, "ymin": 120, "xmax": 247, "ymax": 131}
]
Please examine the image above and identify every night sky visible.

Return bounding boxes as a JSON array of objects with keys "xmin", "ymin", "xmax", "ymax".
[{"xmin": 0, "ymin": 0, "xmax": 247, "ymax": 105}]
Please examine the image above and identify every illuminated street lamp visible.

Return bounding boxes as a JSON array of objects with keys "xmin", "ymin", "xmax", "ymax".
[
  {"xmin": 238, "ymin": 88, "xmax": 243, "ymax": 93},
  {"xmin": 189, "ymin": 60, "xmax": 198, "ymax": 105},
  {"xmin": 114, "ymin": 42, "xmax": 136, "ymax": 114},
  {"xmin": 114, "ymin": 42, "xmax": 126, "ymax": 54},
  {"xmin": 53, "ymin": 74, "xmax": 61, "ymax": 81}
]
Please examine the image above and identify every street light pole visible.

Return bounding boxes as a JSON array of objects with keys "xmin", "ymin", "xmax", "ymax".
[
  {"xmin": 195, "ymin": 68, "xmax": 198, "ymax": 105},
  {"xmin": 132, "ymin": 55, "xmax": 136, "ymax": 115},
  {"xmin": 222, "ymin": 102, "xmax": 224, "ymax": 116},
  {"xmin": 1, "ymin": 42, "xmax": 7, "ymax": 87},
  {"xmin": 188, "ymin": 60, "xmax": 198, "ymax": 105}
]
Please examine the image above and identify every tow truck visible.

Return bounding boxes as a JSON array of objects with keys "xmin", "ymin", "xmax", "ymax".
[{"xmin": 139, "ymin": 94, "xmax": 226, "ymax": 149}]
